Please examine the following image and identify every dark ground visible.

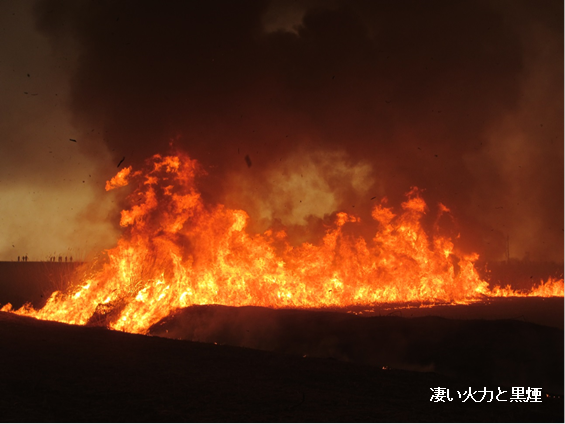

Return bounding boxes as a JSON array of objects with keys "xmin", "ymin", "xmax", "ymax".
[
  {"xmin": 0, "ymin": 309, "xmax": 563, "ymax": 422},
  {"xmin": 150, "ymin": 303, "xmax": 564, "ymax": 394}
]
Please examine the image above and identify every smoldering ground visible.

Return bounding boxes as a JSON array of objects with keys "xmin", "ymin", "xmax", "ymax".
[{"xmin": 20, "ymin": 0, "xmax": 562, "ymax": 262}]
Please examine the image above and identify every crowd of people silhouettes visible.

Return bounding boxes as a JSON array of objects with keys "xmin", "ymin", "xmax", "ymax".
[
  {"xmin": 16, "ymin": 255, "xmax": 73, "ymax": 262},
  {"xmin": 48, "ymin": 256, "xmax": 73, "ymax": 262}
]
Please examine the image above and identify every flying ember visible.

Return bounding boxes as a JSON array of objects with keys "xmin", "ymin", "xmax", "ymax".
[{"xmin": 4, "ymin": 153, "xmax": 563, "ymax": 334}]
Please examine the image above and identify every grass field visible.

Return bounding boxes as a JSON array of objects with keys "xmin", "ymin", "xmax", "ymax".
[{"xmin": 0, "ymin": 311, "xmax": 563, "ymax": 422}]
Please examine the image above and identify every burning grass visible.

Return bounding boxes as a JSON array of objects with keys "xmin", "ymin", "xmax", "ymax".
[{"xmin": 2, "ymin": 152, "xmax": 563, "ymax": 334}]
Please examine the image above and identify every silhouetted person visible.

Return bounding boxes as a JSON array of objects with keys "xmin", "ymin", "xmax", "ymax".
[
  {"xmin": 69, "ymin": 256, "xmax": 73, "ymax": 262},
  {"xmin": 17, "ymin": 256, "xmax": 20, "ymax": 262},
  {"xmin": 58, "ymin": 255, "xmax": 62, "ymax": 263},
  {"xmin": 65, "ymin": 256, "xmax": 67, "ymax": 262}
]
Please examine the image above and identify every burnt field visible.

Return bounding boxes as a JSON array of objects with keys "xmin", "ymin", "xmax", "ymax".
[
  {"xmin": 149, "ymin": 303, "xmax": 564, "ymax": 394},
  {"xmin": 0, "ymin": 309, "xmax": 563, "ymax": 422}
]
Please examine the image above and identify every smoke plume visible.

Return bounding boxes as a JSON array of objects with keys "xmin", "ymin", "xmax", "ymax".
[{"xmin": 12, "ymin": 0, "xmax": 564, "ymax": 261}]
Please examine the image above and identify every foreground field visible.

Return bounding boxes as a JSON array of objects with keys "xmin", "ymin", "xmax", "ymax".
[
  {"xmin": 0, "ymin": 309, "xmax": 562, "ymax": 422},
  {"xmin": 150, "ymin": 303, "xmax": 564, "ymax": 394}
]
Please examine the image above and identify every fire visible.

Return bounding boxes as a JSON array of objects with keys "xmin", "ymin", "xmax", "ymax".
[{"xmin": 4, "ymin": 153, "xmax": 563, "ymax": 333}]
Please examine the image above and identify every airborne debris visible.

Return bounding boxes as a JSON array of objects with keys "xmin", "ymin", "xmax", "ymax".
[
  {"xmin": 70, "ymin": 139, "xmax": 77, "ymax": 142},
  {"xmin": 371, "ymin": 196, "xmax": 376, "ymax": 200},
  {"xmin": 244, "ymin": 155, "xmax": 252, "ymax": 167},
  {"xmin": 117, "ymin": 156, "xmax": 125, "ymax": 167}
]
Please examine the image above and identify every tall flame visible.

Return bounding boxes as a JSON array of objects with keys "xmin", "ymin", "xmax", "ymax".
[{"xmin": 5, "ymin": 153, "xmax": 563, "ymax": 334}]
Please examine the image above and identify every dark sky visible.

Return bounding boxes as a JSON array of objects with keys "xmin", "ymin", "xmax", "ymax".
[{"xmin": 1, "ymin": 0, "xmax": 563, "ymax": 262}]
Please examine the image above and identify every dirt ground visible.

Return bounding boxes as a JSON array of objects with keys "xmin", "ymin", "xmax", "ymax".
[{"xmin": 0, "ymin": 310, "xmax": 562, "ymax": 422}]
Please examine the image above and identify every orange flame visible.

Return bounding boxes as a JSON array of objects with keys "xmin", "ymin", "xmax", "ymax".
[
  {"xmin": 105, "ymin": 166, "xmax": 134, "ymax": 191},
  {"xmin": 7, "ymin": 153, "xmax": 564, "ymax": 334}
]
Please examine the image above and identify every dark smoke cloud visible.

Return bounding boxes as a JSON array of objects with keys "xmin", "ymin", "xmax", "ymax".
[{"xmin": 32, "ymin": 0, "xmax": 563, "ymax": 261}]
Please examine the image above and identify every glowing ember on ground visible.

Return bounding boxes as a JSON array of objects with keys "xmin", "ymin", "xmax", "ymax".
[{"xmin": 3, "ymin": 153, "xmax": 563, "ymax": 334}]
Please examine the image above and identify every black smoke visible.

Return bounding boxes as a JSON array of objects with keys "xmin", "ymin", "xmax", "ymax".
[{"xmin": 33, "ymin": 0, "xmax": 564, "ymax": 261}]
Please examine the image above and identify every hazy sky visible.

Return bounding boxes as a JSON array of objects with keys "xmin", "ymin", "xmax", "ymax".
[
  {"xmin": 1, "ymin": 0, "xmax": 563, "ymax": 262},
  {"xmin": 0, "ymin": 0, "xmax": 119, "ymax": 261}
]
